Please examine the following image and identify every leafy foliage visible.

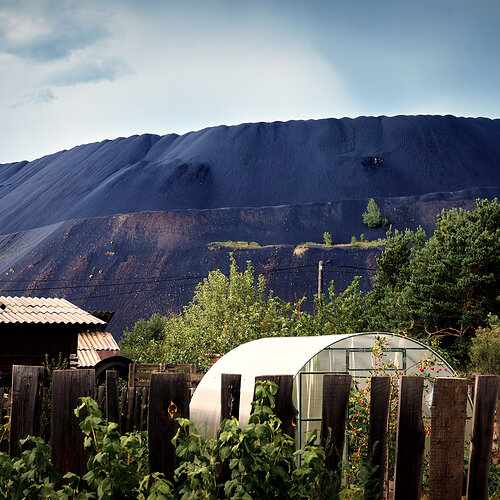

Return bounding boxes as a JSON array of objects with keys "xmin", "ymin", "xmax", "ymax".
[
  {"xmin": 469, "ymin": 315, "xmax": 500, "ymax": 375},
  {"xmin": 0, "ymin": 382, "xmax": 343, "ymax": 499},
  {"xmin": 368, "ymin": 199, "xmax": 500, "ymax": 365},
  {"xmin": 174, "ymin": 380, "xmax": 332, "ymax": 499},
  {"xmin": 323, "ymin": 232, "xmax": 333, "ymax": 246},
  {"xmin": 120, "ymin": 255, "xmax": 370, "ymax": 370}
]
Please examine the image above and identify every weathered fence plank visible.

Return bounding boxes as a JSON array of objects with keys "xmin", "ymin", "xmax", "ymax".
[
  {"xmin": 365, "ymin": 376, "xmax": 391, "ymax": 500},
  {"xmin": 321, "ymin": 374, "xmax": 352, "ymax": 479},
  {"xmin": 149, "ymin": 373, "xmax": 190, "ymax": 481},
  {"xmin": 51, "ymin": 369, "xmax": 95, "ymax": 477},
  {"xmin": 9, "ymin": 365, "xmax": 45, "ymax": 457},
  {"xmin": 393, "ymin": 376, "xmax": 425, "ymax": 500},
  {"xmin": 255, "ymin": 375, "xmax": 296, "ymax": 438},
  {"xmin": 466, "ymin": 374, "xmax": 500, "ymax": 500},
  {"xmin": 429, "ymin": 377, "xmax": 468, "ymax": 500},
  {"xmin": 221, "ymin": 374, "xmax": 242, "ymax": 423},
  {"xmin": 105, "ymin": 370, "xmax": 119, "ymax": 423}
]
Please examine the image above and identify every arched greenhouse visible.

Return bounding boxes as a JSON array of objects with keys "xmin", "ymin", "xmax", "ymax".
[{"xmin": 190, "ymin": 332, "xmax": 459, "ymax": 447}]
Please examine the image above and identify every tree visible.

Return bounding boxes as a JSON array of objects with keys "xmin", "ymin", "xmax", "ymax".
[
  {"xmin": 369, "ymin": 199, "xmax": 500, "ymax": 366},
  {"xmin": 323, "ymin": 232, "xmax": 332, "ymax": 246},
  {"xmin": 362, "ymin": 199, "xmax": 386, "ymax": 228},
  {"xmin": 120, "ymin": 256, "xmax": 371, "ymax": 370}
]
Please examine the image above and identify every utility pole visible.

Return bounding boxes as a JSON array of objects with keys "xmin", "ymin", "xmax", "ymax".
[{"xmin": 318, "ymin": 260, "xmax": 324, "ymax": 304}]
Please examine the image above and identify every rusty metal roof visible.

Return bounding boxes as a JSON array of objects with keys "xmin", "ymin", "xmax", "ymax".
[
  {"xmin": 77, "ymin": 331, "xmax": 120, "ymax": 367},
  {"xmin": 0, "ymin": 296, "xmax": 106, "ymax": 325}
]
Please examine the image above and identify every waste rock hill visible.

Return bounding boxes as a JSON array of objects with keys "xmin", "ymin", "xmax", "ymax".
[{"xmin": 0, "ymin": 115, "xmax": 499, "ymax": 336}]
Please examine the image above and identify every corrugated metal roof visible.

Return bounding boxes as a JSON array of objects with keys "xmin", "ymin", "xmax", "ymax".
[
  {"xmin": 77, "ymin": 349, "xmax": 102, "ymax": 368},
  {"xmin": 78, "ymin": 331, "xmax": 119, "ymax": 350},
  {"xmin": 0, "ymin": 296, "xmax": 106, "ymax": 325},
  {"xmin": 77, "ymin": 331, "xmax": 120, "ymax": 367}
]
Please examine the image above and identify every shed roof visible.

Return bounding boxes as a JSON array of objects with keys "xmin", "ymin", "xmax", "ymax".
[
  {"xmin": 0, "ymin": 296, "xmax": 106, "ymax": 325},
  {"xmin": 77, "ymin": 331, "xmax": 120, "ymax": 368}
]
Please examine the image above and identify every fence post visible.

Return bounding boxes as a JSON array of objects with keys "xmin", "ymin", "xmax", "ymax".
[
  {"xmin": 221, "ymin": 374, "xmax": 242, "ymax": 423},
  {"xmin": 321, "ymin": 374, "xmax": 352, "ymax": 481},
  {"xmin": 365, "ymin": 376, "xmax": 391, "ymax": 500},
  {"xmin": 393, "ymin": 376, "xmax": 425, "ymax": 500},
  {"xmin": 9, "ymin": 365, "xmax": 45, "ymax": 457},
  {"xmin": 466, "ymin": 374, "xmax": 500, "ymax": 500},
  {"xmin": 148, "ymin": 373, "xmax": 190, "ymax": 481},
  {"xmin": 51, "ymin": 369, "xmax": 95, "ymax": 477},
  {"xmin": 255, "ymin": 375, "xmax": 296, "ymax": 439},
  {"xmin": 105, "ymin": 370, "xmax": 119, "ymax": 423},
  {"xmin": 428, "ymin": 377, "xmax": 468, "ymax": 500}
]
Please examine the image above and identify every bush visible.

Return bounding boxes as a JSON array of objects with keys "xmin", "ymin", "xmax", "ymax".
[
  {"xmin": 323, "ymin": 232, "xmax": 333, "ymax": 246},
  {"xmin": 469, "ymin": 315, "xmax": 500, "ymax": 375}
]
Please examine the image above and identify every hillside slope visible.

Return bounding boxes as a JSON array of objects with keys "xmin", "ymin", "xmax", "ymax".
[
  {"xmin": 1, "ymin": 115, "xmax": 499, "ymax": 234},
  {"xmin": 0, "ymin": 115, "xmax": 499, "ymax": 336}
]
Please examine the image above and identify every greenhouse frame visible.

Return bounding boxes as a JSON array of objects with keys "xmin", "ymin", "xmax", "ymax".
[{"xmin": 190, "ymin": 332, "xmax": 459, "ymax": 447}]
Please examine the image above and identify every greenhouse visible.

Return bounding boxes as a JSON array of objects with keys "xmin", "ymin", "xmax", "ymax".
[{"xmin": 190, "ymin": 332, "xmax": 458, "ymax": 447}]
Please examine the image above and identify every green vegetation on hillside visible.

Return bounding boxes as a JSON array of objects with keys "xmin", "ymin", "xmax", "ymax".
[
  {"xmin": 209, "ymin": 241, "xmax": 261, "ymax": 249},
  {"xmin": 121, "ymin": 199, "xmax": 500, "ymax": 370}
]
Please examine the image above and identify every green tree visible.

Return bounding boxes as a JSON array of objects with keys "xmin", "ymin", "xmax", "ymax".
[
  {"xmin": 120, "ymin": 314, "xmax": 168, "ymax": 362},
  {"xmin": 369, "ymin": 199, "xmax": 500, "ymax": 366},
  {"xmin": 363, "ymin": 198, "xmax": 386, "ymax": 228},
  {"xmin": 323, "ymin": 232, "xmax": 333, "ymax": 246}
]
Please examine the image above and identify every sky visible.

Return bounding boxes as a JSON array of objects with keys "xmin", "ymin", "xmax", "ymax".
[{"xmin": 0, "ymin": 0, "xmax": 499, "ymax": 163}]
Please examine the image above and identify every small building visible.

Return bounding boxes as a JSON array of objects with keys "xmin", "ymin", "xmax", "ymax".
[
  {"xmin": 190, "ymin": 332, "xmax": 462, "ymax": 447},
  {"xmin": 0, "ymin": 296, "xmax": 107, "ymax": 380}
]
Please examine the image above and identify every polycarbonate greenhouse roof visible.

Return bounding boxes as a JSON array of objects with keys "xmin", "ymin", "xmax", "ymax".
[{"xmin": 190, "ymin": 332, "xmax": 456, "ymax": 440}]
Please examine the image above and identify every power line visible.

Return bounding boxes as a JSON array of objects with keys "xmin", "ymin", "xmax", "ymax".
[{"xmin": 0, "ymin": 262, "xmax": 378, "ymax": 294}]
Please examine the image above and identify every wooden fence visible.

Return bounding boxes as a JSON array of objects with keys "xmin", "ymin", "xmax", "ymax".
[{"xmin": 3, "ymin": 366, "xmax": 500, "ymax": 499}]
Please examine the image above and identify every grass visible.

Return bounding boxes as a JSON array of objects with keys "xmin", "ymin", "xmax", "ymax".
[
  {"xmin": 209, "ymin": 241, "xmax": 262, "ymax": 249},
  {"xmin": 296, "ymin": 238, "xmax": 386, "ymax": 249},
  {"xmin": 210, "ymin": 238, "xmax": 387, "ymax": 250}
]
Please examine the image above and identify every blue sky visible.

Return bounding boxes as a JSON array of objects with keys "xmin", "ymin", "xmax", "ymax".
[{"xmin": 0, "ymin": 0, "xmax": 499, "ymax": 163}]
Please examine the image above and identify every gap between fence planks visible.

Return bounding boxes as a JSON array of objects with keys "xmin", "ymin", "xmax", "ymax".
[
  {"xmin": 321, "ymin": 373, "xmax": 352, "ymax": 480},
  {"xmin": 254, "ymin": 375, "xmax": 297, "ymax": 439},
  {"xmin": 105, "ymin": 370, "xmax": 119, "ymax": 423},
  {"xmin": 220, "ymin": 374, "xmax": 241, "ymax": 423},
  {"xmin": 9, "ymin": 365, "xmax": 45, "ymax": 457}
]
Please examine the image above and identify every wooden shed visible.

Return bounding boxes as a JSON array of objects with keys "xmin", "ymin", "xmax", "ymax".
[{"xmin": 0, "ymin": 296, "xmax": 107, "ymax": 379}]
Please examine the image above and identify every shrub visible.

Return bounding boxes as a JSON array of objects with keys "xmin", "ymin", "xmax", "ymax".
[
  {"xmin": 469, "ymin": 315, "xmax": 500, "ymax": 375},
  {"xmin": 323, "ymin": 232, "xmax": 333, "ymax": 246}
]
